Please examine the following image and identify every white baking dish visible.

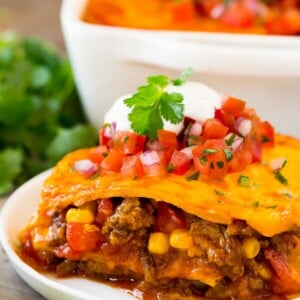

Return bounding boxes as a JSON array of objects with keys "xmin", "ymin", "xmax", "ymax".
[{"xmin": 61, "ymin": 0, "xmax": 300, "ymax": 137}]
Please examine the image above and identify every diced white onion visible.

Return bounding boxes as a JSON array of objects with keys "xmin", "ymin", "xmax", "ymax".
[
  {"xmin": 103, "ymin": 122, "xmax": 116, "ymax": 138},
  {"xmin": 231, "ymin": 136, "xmax": 244, "ymax": 152},
  {"xmin": 235, "ymin": 117, "xmax": 252, "ymax": 137},
  {"xmin": 189, "ymin": 122, "xmax": 203, "ymax": 136},
  {"xmin": 74, "ymin": 159, "xmax": 98, "ymax": 174},
  {"xmin": 224, "ymin": 133, "xmax": 244, "ymax": 152},
  {"xmin": 269, "ymin": 157, "xmax": 287, "ymax": 171},
  {"xmin": 210, "ymin": 4, "xmax": 225, "ymax": 19},
  {"xmin": 140, "ymin": 150, "xmax": 160, "ymax": 166}
]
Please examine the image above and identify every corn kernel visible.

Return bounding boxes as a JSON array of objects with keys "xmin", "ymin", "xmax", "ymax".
[
  {"xmin": 148, "ymin": 232, "xmax": 170, "ymax": 255},
  {"xmin": 169, "ymin": 229, "xmax": 194, "ymax": 250},
  {"xmin": 31, "ymin": 227, "xmax": 50, "ymax": 250},
  {"xmin": 242, "ymin": 237, "xmax": 260, "ymax": 259},
  {"xmin": 66, "ymin": 207, "xmax": 95, "ymax": 224},
  {"xmin": 257, "ymin": 263, "xmax": 272, "ymax": 280}
]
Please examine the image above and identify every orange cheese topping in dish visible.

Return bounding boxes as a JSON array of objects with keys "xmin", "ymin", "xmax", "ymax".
[{"xmin": 19, "ymin": 73, "xmax": 300, "ymax": 299}]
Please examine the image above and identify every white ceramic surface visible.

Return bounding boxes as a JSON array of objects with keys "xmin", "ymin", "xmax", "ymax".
[
  {"xmin": 0, "ymin": 170, "xmax": 135, "ymax": 300},
  {"xmin": 61, "ymin": 0, "xmax": 300, "ymax": 138}
]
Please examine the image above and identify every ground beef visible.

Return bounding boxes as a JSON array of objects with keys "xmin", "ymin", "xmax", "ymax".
[
  {"xmin": 189, "ymin": 219, "xmax": 244, "ymax": 280},
  {"xmin": 102, "ymin": 197, "xmax": 154, "ymax": 245},
  {"xmin": 206, "ymin": 275, "xmax": 282, "ymax": 300}
]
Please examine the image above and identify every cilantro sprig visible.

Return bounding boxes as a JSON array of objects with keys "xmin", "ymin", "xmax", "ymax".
[
  {"xmin": 124, "ymin": 73, "xmax": 186, "ymax": 139},
  {"xmin": 0, "ymin": 33, "xmax": 97, "ymax": 195}
]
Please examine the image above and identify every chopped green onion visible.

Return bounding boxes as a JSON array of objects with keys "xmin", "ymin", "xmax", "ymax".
[
  {"xmin": 281, "ymin": 192, "xmax": 293, "ymax": 198},
  {"xmin": 224, "ymin": 148, "xmax": 233, "ymax": 162},
  {"xmin": 186, "ymin": 171, "xmax": 200, "ymax": 181},
  {"xmin": 167, "ymin": 163, "xmax": 175, "ymax": 172},
  {"xmin": 216, "ymin": 161, "xmax": 224, "ymax": 169},
  {"xmin": 266, "ymin": 205, "xmax": 277, "ymax": 209},
  {"xmin": 215, "ymin": 189, "xmax": 226, "ymax": 196},
  {"xmin": 199, "ymin": 156, "xmax": 207, "ymax": 165},
  {"xmin": 274, "ymin": 171, "xmax": 288, "ymax": 185},
  {"xmin": 202, "ymin": 148, "xmax": 219, "ymax": 155},
  {"xmin": 225, "ymin": 134, "xmax": 236, "ymax": 146},
  {"xmin": 90, "ymin": 173, "xmax": 99, "ymax": 180},
  {"xmin": 238, "ymin": 175, "xmax": 250, "ymax": 187}
]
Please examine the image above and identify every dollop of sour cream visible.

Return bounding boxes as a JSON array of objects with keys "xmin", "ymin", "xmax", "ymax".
[{"xmin": 104, "ymin": 81, "xmax": 223, "ymax": 134}]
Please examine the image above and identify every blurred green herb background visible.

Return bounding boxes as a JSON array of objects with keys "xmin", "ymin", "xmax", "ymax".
[{"xmin": 0, "ymin": 32, "xmax": 98, "ymax": 195}]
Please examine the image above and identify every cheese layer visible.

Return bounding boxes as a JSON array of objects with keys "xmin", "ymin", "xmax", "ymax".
[{"xmin": 41, "ymin": 135, "xmax": 300, "ymax": 237}]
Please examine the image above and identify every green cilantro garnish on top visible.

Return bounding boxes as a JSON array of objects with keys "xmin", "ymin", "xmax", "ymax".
[
  {"xmin": 172, "ymin": 67, "xmax": 193, "ymax": 86},
  {"xmin": 124, "ymin": 74, "xmax": 185, "ymax": 139}
]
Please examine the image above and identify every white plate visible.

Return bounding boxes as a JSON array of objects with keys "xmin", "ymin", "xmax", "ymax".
[{"xmin": 0, "ymin": 169, "xmax": 135, "ymax": 300}]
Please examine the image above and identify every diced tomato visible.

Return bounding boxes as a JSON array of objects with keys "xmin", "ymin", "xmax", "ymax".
[
  {"xmin": 243, "ymin": 136, "xmax": 262, "ymax": 163},
  {"xmin": 121, "ymin": 154, "xmax": 145, "ymax": 178},
  {"xmin": 215, "ymin": 109, "xmax": 235, "ymax": 131},
  {"xmin": 228, "ymin": 149, "xmax": 252, "ymax": 172},
  {"xmin": 171, "ymin": 0, "xmax": 195, "ymax": 22},
  {"xmin": 157, "ymin": 149, "xmax": 172, "ymax": 167},
  {"xmin": 54, "ymin": 243, "xmax": 83, "ymax": 260},
  {"xmin": 96, "ymin": 198, "xmax": 113, "ymax": 224},
  {"xmin": 114, "ymin": 131, "xmax": 146, "ymax": 154},
  {"xmin": 241, "ymin": 108, "xmax": 257, "ymax": 119},
  {"xmin": 154, "ymin": 202, "xmax": 187, "ymax": 233},
  {"xmin": 203, "ymin": 118, "xmax": 229, "ymax": 139},
  {"xmin": 158, "ymin": 129, "xmax": 178, "ymax": 151},
  {"xmin": 66, "ymin": 223, "xmax": 102, "ymax": 252},
  {"xmin": 281, "ymin": 8, "xmax": 300, "ymax": 35},
  {"xmin": 221, "ymin": 2, "xmax": 255, "ymax": 28},
  {"xmin": 143, "ymin": 162, "xmax": 166, "ymax": 177},
  {"xmin": 266, "ymin": 8, "xmax": 300, "ymax": 35},
  {"xmin": 265, "ymin": 248, "xmax": 300, "ymax": 295},
  {"xmin": 192, "ymin": 139, "xmax": 228, "ymax": 180},
  {"xmin": 255, "ymin": 121, "xmax": 275, "ymax": 147},
  {"xmin": 168, "ymin": 150, "xmax": 190, "ymax": 175},
  {"xmin": 88, "ymin": 145, "xmax": 108, "ymax": 164},
  {"xmin": 221, "ymin": 96, "xmax": 246, "ymax": 117},
  {"xmin": 100, "ymin": 148, "xmax": 124, "ymax": 172}
]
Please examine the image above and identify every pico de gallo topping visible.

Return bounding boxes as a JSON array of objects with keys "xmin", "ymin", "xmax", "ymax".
[
  {"xmin": 74, "ymin": 73, "xmax": 276, "ymax": 181},
  {"xmin": 83, "ymin": 0, "xmax": 300, "ymax": 35}
]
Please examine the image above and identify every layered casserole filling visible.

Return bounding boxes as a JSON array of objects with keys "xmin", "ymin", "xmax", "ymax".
[{"xmin": 20, "ymin": 196, "xmax": 300, "ymax": 299}]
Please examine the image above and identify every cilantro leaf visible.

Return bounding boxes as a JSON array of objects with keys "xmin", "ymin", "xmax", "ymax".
[
  {"xmin": 0, "ymin": 148, "xmax": 23, "ymax": 195},
  {"xmin": 0, "ymin": 33, "xmax": 97, "ymax": 195},
  {"xmin": 172, "ymin": 67, "xmax": 193, "ymax": 86},
  {"xmin": 124, "ymin": 73, "xmax": 185, "ymax": 139},
  {"xmin": 160, "ymin": 92, "xmax": 184, "ymax": 124},
  {"xmin": 46, "ymin": 125, "xmax": 97, "ymax": 163},
  {"xmin": 147, "ymin": 74, "xmax": 169, "ymax": 88}
]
